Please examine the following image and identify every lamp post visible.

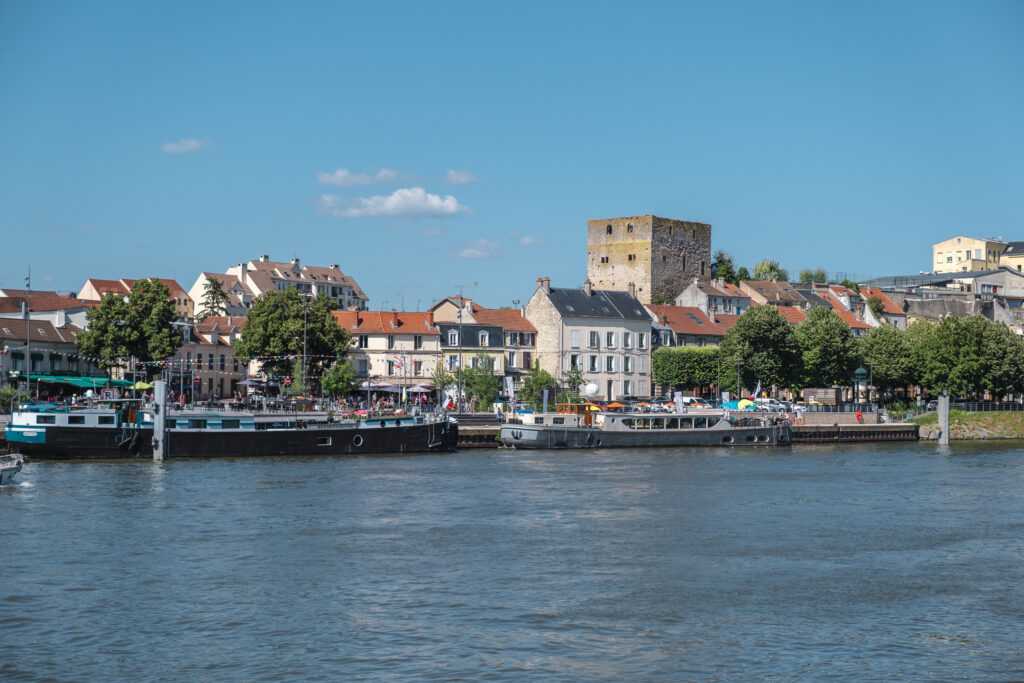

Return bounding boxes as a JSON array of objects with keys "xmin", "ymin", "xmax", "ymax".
[
  {"xmin": 852, "ymin": 365, "xmax": 869, "ymax": 404},
  {"xmin": 457, "ymin": 307, "xmax": 464, "ymax": 413}
]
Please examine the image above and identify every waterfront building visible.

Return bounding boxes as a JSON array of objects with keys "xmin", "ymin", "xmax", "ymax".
[
  {"xmin": 525, "ymin": 277, "xmax": 652, "ymax": 401},
  {"xmin": 999, "ymin": 241, "xmax": 1024, "ymax": 273},
  {"xmin": 333, "ymin": 309, "xmax": 441, "ymax": 388},
  {"xmin": 646, "ymin": 304, "xmax": 727, "ymax": 347},
  {"xmin": 164, "ymin": 319, "xmax": 246, "ymax": 401},
  {"xmin": 586, "ymin": 215, "xmax": 712, "ymax": 306},
  {"xmin": 739, "ymin": 280, "xmax": 806, "ymax": 307},
  {"xmin": 0, "ymin": 290, "xmax": 96, "ymax": 329},
  {"xmin": 0, "ymin": 319, "xmax": 103, "ymax": 392}
]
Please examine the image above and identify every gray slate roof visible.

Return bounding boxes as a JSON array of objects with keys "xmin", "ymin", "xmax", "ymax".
[
  {"xmin": 547, "ymin": 288, "xmax": 649, "ymax": 320},
  {"xmin": 1002, "ymin": 241, "xmax": 1024, "ymax": 256}
]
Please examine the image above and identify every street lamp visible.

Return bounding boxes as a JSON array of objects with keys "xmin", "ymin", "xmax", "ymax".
[
  {"xmin": 457, "ymin": 306, "xmax": 463, "ymax": 413},
  {"xmin": 852, "ymin": 365, "xmax": 869, "ymax": 404}
]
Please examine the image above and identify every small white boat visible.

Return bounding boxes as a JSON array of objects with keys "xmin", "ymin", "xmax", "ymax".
[{"xmin": 0, "ymin": 454, "xmax": 24, "ymax": 485}]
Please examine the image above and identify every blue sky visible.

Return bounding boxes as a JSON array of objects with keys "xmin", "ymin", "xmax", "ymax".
[{"xmin": 2, "ymin": 1, "xmax": 1022, "ymax": 309}]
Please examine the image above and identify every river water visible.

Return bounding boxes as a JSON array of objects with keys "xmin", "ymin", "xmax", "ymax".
[{"xmin": 2, "ymin": 442, "xmax": 1022, "ymax": 681}]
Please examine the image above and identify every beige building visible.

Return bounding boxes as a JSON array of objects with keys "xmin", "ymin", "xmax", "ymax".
[
  {"xmin": 999, "ymin": 242, "xmax": 1024, "ymax": 273},
  {"xmin": 333, "ymin": 309, "xmax": 441, "ymax": 386},
  {"xmin": 78, "ymin": 278, "xmax": 193, "ymax": 318},
  {"xmin": 525, "ymin": 277, "xmax": 652, "ymax": 401},
  {"xmin": 189, "ymin": 255, "xmax": 369, "ymax": 317},
  {"xmin": 587, "ymin": 215, "xmax": 711, "ymax": 305},
  {"xmin": 932, "ymin": 236, "xmax": 1006, "ymax": 273}
]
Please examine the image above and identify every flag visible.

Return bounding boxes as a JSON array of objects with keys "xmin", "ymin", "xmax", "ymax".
[{"xmin": 751, "ymin": 381, "xmax": 761, "ymax": 399}]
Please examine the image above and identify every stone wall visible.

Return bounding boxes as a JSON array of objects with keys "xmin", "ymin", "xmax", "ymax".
[{"xmin": 587, "ymin": 215, "xmax": 711, "ymax": 305}]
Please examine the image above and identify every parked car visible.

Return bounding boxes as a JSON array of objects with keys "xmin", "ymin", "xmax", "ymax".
[{"xmin": 754, "ymin": 397, "xmax": 787, "ymax": 413}]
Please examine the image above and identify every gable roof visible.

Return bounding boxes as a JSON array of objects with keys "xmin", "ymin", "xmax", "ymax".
[
  {"xmin": 647, "ymin": 305, "xmax": 727, "ymax": 336},
  {"xmin": 0, "ymin": 319, "xmax": 83, "ymax": 344},
  {"xmin": 194, "ymin": 316, "xmax": 247, "ymax": 334},
  {"xmin": 546, "ymin": 288, "xmax": 649, "ymax": 321},
  {"xmin": 818, "ymin": 292, "xmax": 872, "ymax": 330},
  {"xmin": 698, "ymin": 281, "xmax": 748, "ymax": 299},
  {"xmin": 775, "ymin": 306, "xmax": 807, "ymax": 325},
  {"xmin": 741, "ymin": 280, "xmax": 806, "ymax": 305},
  {"xmin": 333, "ymin": 310, "xmax": 440, "ymax": 335},
  {"xmin": 0, "ymin": 292, "xmax": 97, "ymax": 313},
  {"xmin": 859, "ymin": 286, "xmax": 904, "ymax": 316},
  {"xmin": 471, "ymin": 307, "xmax": 536, "ymax": 332}
]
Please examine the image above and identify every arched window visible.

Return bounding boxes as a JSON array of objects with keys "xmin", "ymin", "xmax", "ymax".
[{"xmin": 606, "ymin": 224, "xmax": 612, "ymax": 235}]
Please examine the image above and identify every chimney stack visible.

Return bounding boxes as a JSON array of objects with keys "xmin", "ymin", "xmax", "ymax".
[
  {"xmin": 543, "ymin": 277, "xmax": 551, "ymax": 294},
  {"xmin": 427, "ymin": 309, "xmax": 434, "ymax": 327},
  {"xmin": 392, "ymin": 308, "xmax": 399, "ymax": 327},
  {"xmin": 627, "ymin": 282, "xmax": 636, "ymax": 298},
  {"xmin": 291, "ymin": 257, "xmax": 300, "ymax": 267},
  {"xmin": 259, "ymin": 254, "xmax": 269, "ymax": 262},
  {"xmin": 709, "ymin": 308, "xmax": 717, "ymax": 323},
  {"xmin": 584, "ymin": 279, "xmax": 592, "ymax": 296}
]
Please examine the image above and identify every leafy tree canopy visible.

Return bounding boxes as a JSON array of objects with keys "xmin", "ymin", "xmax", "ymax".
[
  {"xmin": 909, "ymin": 315, "xmax": 1024, "ymax": 398},
  {"xmin": 736, "ymin": 266, "xmax": 751, "ymax": 281},
  {"xmin": 652, "ymin": 346, "xmax": 721, "ymax": 390},
  {"xmin": 76, "ymin": 279, "xmax": 182, "ymax": 374},
  {"xmin": 753, "ymin": 259, "xmax": 789, "ymax": 282},
  {"xmin": 795, "ymin": 306, "xmax": 856, "ymax": 387},
  {"xmin": 711, "ymin": 250, "xmax": 738, "ymax": 285},
  {"xmin": 520, "ymin": 361, "xmax": 557, "ymax": 406},
  {"xmin": 720, "ymin": 305, "xmax": 801, "ymax": 392},
  {"xmin": 321, "ymin": 359, "xmax": 359, "ymax": 399},
  {"xmin": 867, "ymin": 296, "xmax": 884, "ymax": 319},
  {"xmin": 857, "ymin": 324, "xmax": 913, "ymax": 397},
  {"xmin": 463, "ymin": 353, "xmax": 502, "ymax": 409},
  {"xmin": 840, "ymin": 279, "xmax": 861, "ymax": 294},
  {"xmin": 234, "ymin": 289, "xmax": 351, "ymax": 384}
]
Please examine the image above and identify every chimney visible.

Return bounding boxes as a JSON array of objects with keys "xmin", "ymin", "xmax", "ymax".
[
  {"xmin": 709, "ymin": 308, "xmax": 717, "ymax": 323},
  {"xmin": 291, "ymin": 257, "xmax": 300, "ymax": 267},
  {"xmin": 330, "ymin": 264, "xmax": 339, "ymax": 270},
  {"xmin": 392, "ymin": 308, "xmax": 399, "ymax": 327},
  {"xmin": 543, "ymin": 277, "xmax": 551, "ymax": 294},
  {"xmin": 427, "ymin": 309, "xmax": 434, "ymax": 326},
  {"xmin": 259, "ymin": 254, "xmax": 269, "ymax": 262},
  {"xmin": 659, "ymin": 314, "xmax": 668, "ymax": 324},
  {"xmin": 584, "ymin": 279, "xmax": 592, "ymax": 296},
  {"xmin": 627, "ymin": 282, "xmax": 636, "ymax": 298}
]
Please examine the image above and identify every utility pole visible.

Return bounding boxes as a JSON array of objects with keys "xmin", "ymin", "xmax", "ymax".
[{"xmin": 25, "ymin": 267, "xmax": 32, "ymax": 399}]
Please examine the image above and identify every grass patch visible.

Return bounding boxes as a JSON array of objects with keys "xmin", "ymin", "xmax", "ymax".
[{"xmin": 911, "ymin": 410, "xmax": 1024, "ymax": 439}]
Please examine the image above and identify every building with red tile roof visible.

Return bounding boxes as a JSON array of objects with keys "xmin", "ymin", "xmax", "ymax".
[
  {"xmin": 775, "ymin": 306, "xmax": 807, "ymax": 325},
  {"xmin": 334, "ymin": 309, "xmax": 441, "ymax": 385},
  {"xmin": 859, "ymin": 286, "xmax": 907, "ymax": 330},
  {"xmin": 647, "ymin": 304, "xmax": 728, "ymax": 346},
  {"xmin": 675, "ymin": 278, "xmax": 752, "ymax": 316},
  {"xmin": 740, "ymin": 280, "xmax": 807, "ymax": 307},
  {"xmin": 817, "ymin": 291, "xmax": 872, "ymax": 336}
]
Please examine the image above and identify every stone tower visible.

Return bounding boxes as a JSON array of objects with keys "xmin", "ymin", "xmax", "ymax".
[{"xmin": 586, "ymin": 215, "xmax": 712, "ymax": 305}]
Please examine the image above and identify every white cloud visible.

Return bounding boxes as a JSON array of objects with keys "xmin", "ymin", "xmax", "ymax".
[
  {"xmin": 317, "ymin": 168, "xmax": 399, "ymax": 186},
  {"xmin": 519, "ymin": 235, "xmax": 545, "ymax": 246},
  {"xmin": 454, "ymin": 239, "xmax": 500, "ymax": 260},
  {"xmin": 162, "ymin": 138, "xmax": 203, "ymax": 154},
  {"xmin": 318, "ymin": 187, "xmax": 471, "ymax": 219},
  {"xmin": 446, "ymin": 169, "xmax": 477, "ymax": 185}
]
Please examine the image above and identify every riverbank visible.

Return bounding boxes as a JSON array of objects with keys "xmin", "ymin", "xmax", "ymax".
[{"xmin": 912, "ymin": 410, "xmax": 1024, "ymax": 440}]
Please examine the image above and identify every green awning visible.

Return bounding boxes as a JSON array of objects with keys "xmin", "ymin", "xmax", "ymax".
[{"xmin": 34, "ymin": 376, "xmax": 115, "ymax": 388}]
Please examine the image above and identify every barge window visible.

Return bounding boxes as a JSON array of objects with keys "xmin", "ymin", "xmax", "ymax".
[
  {"xmin": 36, "ymin": 415, "xmax": 56, "ymax": 424},
  {"xmin": 693, "ymin": 417, "xmax": 707, "ymax": 429},
  {"xmin": 706, "ymin": 417, "xmax": 721, "ymax": 428},
  {"xmin": 553, "ymin": 417, "xmax": 564, "ymax": 424},
  {"xmin": 622, "ymin": 418, "xmax": 634, "ymax": 428},
  {"xmin": 651, "ymin": 418, "xmax": 664, "ymax": 429},
  {"xmin": 317, "ymin": 437, "xmax": 332, "ymax": 446},
  {"xmin": 68, "ymin": 415, "xmax": 85, "ymax": 425},
  {"xmin": 679, "ymin": 418, "xmax": 693, "ymax": 429},
  {"xmin": 221, "ymin": 419, "xmax": 240, "ymax": 429},
  {"xmin": 534, "ymin": 417, "xmax": 544, "ymax": 424},
  {"xmin": 98, "ymin": 416, "xmax": 115, "ymax": 425},
  {"xmin": 166, "ymin": 420, "xmax": 177, "ymax": 428},
  {"xmin": 189, "ymin": 419, "xmax": 207, "ymax": 429},
  {"xmin": 636, "ymin": 418, "xmax": 650, "ymax": 430},
  {"xmin": 666, "ymin": 418, "xmax": 678, "ymax": 429}
]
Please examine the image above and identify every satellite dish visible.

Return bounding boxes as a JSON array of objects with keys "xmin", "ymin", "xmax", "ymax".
[{"xmin": 584, "ymin": 382, "xmax": 599, "ymax": 397}]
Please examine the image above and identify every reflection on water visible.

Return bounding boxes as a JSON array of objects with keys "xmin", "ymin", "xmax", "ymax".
[{"xmin": 1, "ymin": 442, "xmax": 1022, "ymax": 680}]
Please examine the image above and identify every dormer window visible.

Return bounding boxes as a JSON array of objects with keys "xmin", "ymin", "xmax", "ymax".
[
  {"xmin": 479, "ymin": 331, "xmax": 488, "ymax": 346},
  {"xmin": 448, "ymin": 331, "xmax": 459, "ymax": 346}
]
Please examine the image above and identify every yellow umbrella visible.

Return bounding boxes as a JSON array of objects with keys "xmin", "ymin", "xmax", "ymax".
[{"xmin": 737, "ymin": 398, "xmax": 756, "ymax": 409}]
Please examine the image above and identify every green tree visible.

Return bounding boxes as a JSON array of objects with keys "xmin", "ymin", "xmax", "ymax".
[
  {"xmin": 753, "ymin": 259, "xmax": 789, "ymax": 282},
  {"xmin": 198, "ymin": 275, "xmax": 229, "ymax": 321},
  {"xmin": 795, "ymin": 306, "xmax": 856, "ymax": 388},
  {"xmin": 652, "ymin": 346, "xmax": 721, "ymax": 390},
  {"xmin": 563, "ymin": 365, "xmax": 586, "ymax": 397},
  {"xmin": 520, "ymin": 361, "xmax": 557, "ymax": 406},
  {"xmin": 463, "ymin": 353, "xmax": 502, "ymax": 409},
  {"xmin": 840, "ymin": 279, "xmax": 861, "ymax": 294},
  {"xmin": 430, "ymin": 364, "xmax": 457, "ymax": 405},
  {"xmin": 234, "ymin": 289, "xmax": 351, "ymax": 390},
  {"xmin": 736, "ymin": 266, "xmax": 751, "ymax": 281},
  {"xmin": 321, "ymin": 359, "xmax": 359, "ymax": 398},
  {"xmin": 798, "ymin": 269, "xmax": 814, "ymax": 284},
  {"xmin": 813, "ymin": 269, "xmax": 827, "ymax": 283},
  {"xmin": 857, "ymin": 325, "xmax": 913, "ymax": 400},
  {"xmin": 866, "ymin": 296, "xmax": 884, "ymax": 319},
  {"xmin": 76, "ymin": 278, "xmax": 182, "ymax": 375},
  {"xmin": 719, "ymin": 305, "xmax": 801, "ymax": 393},
  {"xmin": 711, "ymin": 250, "xmax": 738, "ymax": 284}
]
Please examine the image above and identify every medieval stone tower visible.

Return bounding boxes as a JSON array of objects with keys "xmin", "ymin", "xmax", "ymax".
[{"xmin": 586, "ymin": 215, "xmax": 712, "ymax": 305}]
